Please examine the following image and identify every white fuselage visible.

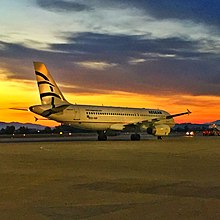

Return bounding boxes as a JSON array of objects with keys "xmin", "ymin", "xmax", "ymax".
[
  {"xmin": 31, "ymin": 104, "xmax": 175, "ymax": 131},
  {"xmin": 30, "ymin": 62, "xmax": 190, "ymax": 139}
]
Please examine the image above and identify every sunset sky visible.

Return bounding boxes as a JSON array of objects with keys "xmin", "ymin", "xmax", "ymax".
[{"xmin": 0, "ymin": 0, "xmax": 220, "ymax": 126}]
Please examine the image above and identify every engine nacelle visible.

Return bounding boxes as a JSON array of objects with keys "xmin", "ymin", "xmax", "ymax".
[
  {"xmin": 147, "ymin": 124, "xmax": 171, "ymax": 136},
  {"xmin": 110, "ymin": 124, "xmax": 125, "ymax": 131}
]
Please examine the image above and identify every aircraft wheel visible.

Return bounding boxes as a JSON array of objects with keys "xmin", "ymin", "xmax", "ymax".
[
  {"xmin": 157, "ymin": 136, "xmax": 162, "ymax": 140},
  {"xmin": 97, "ymin": 131, "xmax": 107, "ymax": 141},
  {"xmin": 130, "ymin": 134, "xmax": 140, "ymax": 141}
]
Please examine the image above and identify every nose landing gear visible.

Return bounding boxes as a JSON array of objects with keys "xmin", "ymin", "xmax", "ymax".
[{"xmin": 97, "ymin": 131, "xmax": 107, "ymax": 141}]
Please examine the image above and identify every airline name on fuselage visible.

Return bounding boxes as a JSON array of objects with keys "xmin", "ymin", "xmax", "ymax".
[{"xmin": 148, "ymin": 110, "xmax": 162, "ymax": 115}]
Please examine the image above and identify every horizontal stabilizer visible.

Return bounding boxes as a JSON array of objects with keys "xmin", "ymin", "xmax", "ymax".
[
  {"xmin": 9, "ymin": 108, "xmax": 29, "ymax": 111},
  {"xmin": 41, "ymin": 104, "xmax": 69, "ymax": 117}
]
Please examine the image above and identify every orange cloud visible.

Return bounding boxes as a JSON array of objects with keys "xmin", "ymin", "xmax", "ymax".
[
  {"xmin": 0, "ymin": 69, "xmax": 219, "ymax": 127},
  {"xmin": 0, "ymin": 70, "xmax": 58, "ymax": 126}
]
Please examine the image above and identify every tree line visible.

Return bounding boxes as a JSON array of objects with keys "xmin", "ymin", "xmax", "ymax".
[{"xmin": 0, "ymin": 125, "xmax": 91, "ymax": 135}]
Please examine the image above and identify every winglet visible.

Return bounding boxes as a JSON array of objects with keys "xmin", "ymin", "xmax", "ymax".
[{"xmin": 187, "ymin": 109, "xmax": 192, "ymax": 115}]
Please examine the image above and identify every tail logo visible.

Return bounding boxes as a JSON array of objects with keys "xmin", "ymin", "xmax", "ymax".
[{"xmin": 34, "ymin": 62, "xmax": 68, "ymax": 106}]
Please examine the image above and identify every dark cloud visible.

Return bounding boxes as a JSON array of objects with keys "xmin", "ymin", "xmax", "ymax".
[
  {"xmin": 108, "ymin": 0, "xmax": 220, "ymax": 28},
  {"xmin": 50, "ymin": 33, "xmax": 202, "ymax": 64},
  {"xmin": 0, "ymin": 32, "xmax": 220, "ymax": 97},
  {"xmin": 36, "ymin": 0, "xmax": 92, "ymax": 12}
]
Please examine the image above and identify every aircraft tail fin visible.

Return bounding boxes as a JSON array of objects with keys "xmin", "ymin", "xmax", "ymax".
[{"xmin": 33, "ymin": 62, "xmax": 68, "ymax": 107}]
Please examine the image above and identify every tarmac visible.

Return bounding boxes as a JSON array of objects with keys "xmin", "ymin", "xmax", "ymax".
[{"xmin": 0, "ymin": 135, "xmax": 220, "ymax": 219}]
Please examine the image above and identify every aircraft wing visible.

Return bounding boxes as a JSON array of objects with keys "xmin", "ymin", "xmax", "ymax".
[{"xmin": 165, "ymin": 109, "xmax": 191, "ymax": 119}]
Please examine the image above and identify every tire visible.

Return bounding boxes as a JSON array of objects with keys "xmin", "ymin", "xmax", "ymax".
[
  {"xmin": 98, "ymin": 134, "xmax": 107, "ymax": 141},
  {"xmin": 130, "ymin": 134, "xmax": 140, "ymax": 141}
]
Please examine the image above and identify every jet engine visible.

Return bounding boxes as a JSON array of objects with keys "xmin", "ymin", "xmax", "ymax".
[{"xmin": 147, "ymin": 124, "xmax": 171, "ymax": 136}]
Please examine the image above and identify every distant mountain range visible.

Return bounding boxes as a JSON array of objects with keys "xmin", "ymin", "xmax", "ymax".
[
  {"xmin": 173, "ymin": 120, "xmax": 220, "ymax": 131},
  {"xmin": 0, "ymin": 120, "xmax": 219, "ymax": 131},
  {"xmin": 0, "ymin": 122, "xmax": 46, "ymax": 130},
  {"xmin": 209, "ymin": 120, "xmax": 220, "ymax": 125}
]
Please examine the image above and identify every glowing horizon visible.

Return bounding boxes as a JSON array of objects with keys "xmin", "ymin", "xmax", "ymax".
[{"xmin": 0, "ymin": 71, "xmax": 219, "ymax": 126}]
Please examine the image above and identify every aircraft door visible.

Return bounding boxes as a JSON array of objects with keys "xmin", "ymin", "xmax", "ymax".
[{"xmin": 73, "ymin": 106, "xmax": 81, "ymax": 121}]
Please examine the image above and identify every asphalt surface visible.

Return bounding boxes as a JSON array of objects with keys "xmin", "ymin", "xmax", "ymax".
[{"xmin": 0, "ymin": 136, "xmax": 220, "ymax": 219}]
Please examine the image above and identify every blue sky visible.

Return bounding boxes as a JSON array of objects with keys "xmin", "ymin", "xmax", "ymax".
[{"xmin": 0, "ymin": 0, "xmax": 220, "ymax": 110}]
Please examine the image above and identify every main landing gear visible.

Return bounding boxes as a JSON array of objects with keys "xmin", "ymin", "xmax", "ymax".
[
  {"xmin": 98, "ymin": 131, "xmax": 141, "ymax": 141},
  {"xmin": 130, "ymin": 133, "xmax": 141, "ymax": 141},
  {"xmin": 157, "ymin": 136, "xmax": 162, "ymax": 140},
  {"xmin": 97, "ymin": 131, "xmax": 107, "ymax": 141}
]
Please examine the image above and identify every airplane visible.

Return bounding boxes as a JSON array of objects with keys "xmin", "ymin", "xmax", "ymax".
[{"xmin": 29, "ymin": 62, "xmax": 191, "ymax": 141}]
